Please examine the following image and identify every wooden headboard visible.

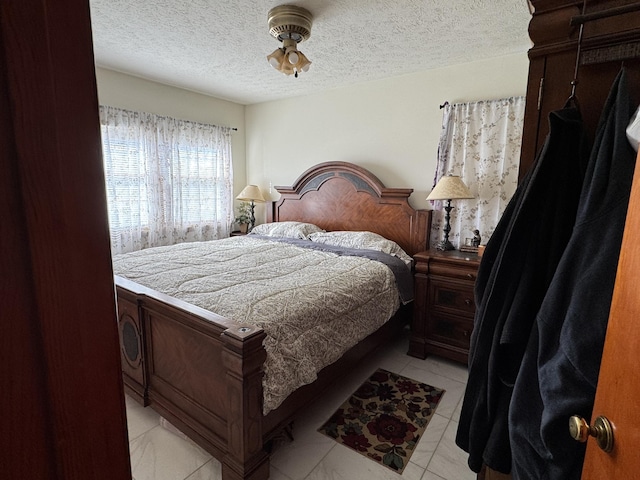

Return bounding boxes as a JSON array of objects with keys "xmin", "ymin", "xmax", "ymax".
[{"xmin": 267, "ymin": 161, "xmax": 431, "ymax": 256}]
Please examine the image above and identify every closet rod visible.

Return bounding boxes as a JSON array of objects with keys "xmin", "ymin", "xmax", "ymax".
[{"xmin": 570, "ymin": 2, "xmax": 640, "ymax": 26}]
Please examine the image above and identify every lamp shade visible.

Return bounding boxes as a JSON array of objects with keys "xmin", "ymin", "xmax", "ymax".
[
  {"xmin": 427, "ymin": 176, "xmax": 473, "ymax": 201},
  {"xmin": 236, "ymin": 185, "xmax": 265, "ymax": 202}
]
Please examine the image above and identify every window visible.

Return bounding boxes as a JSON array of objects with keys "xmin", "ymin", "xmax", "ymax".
[
  {"xmin": 431, "ymin": 97, "xmax": 526, "ymax": 248},
  {"xmin": 100, "ymin": 106, "xmax": 233, "ymax": 254}
]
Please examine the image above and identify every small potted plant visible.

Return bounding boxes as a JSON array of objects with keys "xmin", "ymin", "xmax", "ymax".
[{"xmin": 234, "ymin": 201, "xmax": 252, "ymax": 233}]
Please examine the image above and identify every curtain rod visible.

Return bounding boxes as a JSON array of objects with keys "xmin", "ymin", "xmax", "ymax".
[
  {"xmin": 570, "ymin": 2, "xmax": 640, "ymax": 26},
  {"xmin": 439, "ymin": 97, "xmax": 523, "ymax": 109}
]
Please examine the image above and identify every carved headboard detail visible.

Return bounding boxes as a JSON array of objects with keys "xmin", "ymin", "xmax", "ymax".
[{"xmin": 267, "ymin": 161, "xmax": 431, "ymax": 256}]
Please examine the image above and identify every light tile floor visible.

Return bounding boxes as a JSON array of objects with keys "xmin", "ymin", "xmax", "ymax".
[{"xmin": 125, "ymin": 328, "xmax": 476, "ymax": 480}]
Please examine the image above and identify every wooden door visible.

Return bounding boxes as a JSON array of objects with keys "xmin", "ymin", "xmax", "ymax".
[
  {"xmin": 2, "ymin": 0, "xmax": 131, "ymax": 477},
  {"xmin": 581, "ymin": 149, "xmax": 640, "ymax": 478}
]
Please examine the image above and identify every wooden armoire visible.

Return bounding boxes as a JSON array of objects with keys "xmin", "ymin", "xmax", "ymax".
[{"xmin": 521, "ymin": 0, "xmax": 640, "ymax": 180}]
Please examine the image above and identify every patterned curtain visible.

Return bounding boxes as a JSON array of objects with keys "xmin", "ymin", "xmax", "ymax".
[
  {"xmin": 100, "ymin": 106, "xmax": 234, "ymax": 254},
  {"xmin": 431, "ymin": 97, "xmax": 526, "ymax": 249}
]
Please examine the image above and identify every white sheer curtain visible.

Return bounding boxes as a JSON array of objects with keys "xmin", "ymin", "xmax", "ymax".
[
  {"xmin": 100, "ymin": 106, "xmax": 234, "ymax": 254},
  {"xmin": 431, "ymin": 97, "xmax": 526, "ymax": 249}
]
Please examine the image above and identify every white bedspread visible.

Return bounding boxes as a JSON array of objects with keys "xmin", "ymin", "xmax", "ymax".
[{"xmin": 112, "ymin": 236, "xmax": 401, "ymax": 413}]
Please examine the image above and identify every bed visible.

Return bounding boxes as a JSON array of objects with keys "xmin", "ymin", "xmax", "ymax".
[{"xmin": 115, "ymin": 161, "xmax": 431, "ymax": 480}]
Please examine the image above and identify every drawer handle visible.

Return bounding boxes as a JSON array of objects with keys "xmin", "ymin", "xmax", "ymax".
[
  {"xmin": 466, "ymin": 273, "xmax": 475, "ymax": 279},
  {"xmin": 463, "ymin": 330, "xmax": 470, "ymax": 337},
  {"xmin": 465, "ymin": 299, "xmax": 472, "ymax": 305}
]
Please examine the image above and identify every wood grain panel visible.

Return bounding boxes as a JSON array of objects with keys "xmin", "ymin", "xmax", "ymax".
[
  {"xmin": 581, "ymin": 151, "xmax": 640, "ymax": 478},
  {"xmin": 149, "ymin": 313, "xmax": 227, "ymax": 416},
  {"xmin": 270, "ymin": 161, "xmax": 431, "ymax": 255},
  {"xmin": 2, "ymin": 0, "xmax": 130, "ymax": 477}
]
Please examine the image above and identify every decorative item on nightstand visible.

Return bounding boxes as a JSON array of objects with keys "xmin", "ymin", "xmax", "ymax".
[
  {"xmin": 427, "ymin": 176, "xmax": 473, "ymax": 251},
  {"xmin": 236, "ymin": 185, "xmax": 265, "ymax": 231},
  {"xmin": 460, "ymin": 229, "xmax": 481, "ymax": 254},
  {"xmin": 234, "ymin": 201, "xmax": 252, "ymax": 233}
]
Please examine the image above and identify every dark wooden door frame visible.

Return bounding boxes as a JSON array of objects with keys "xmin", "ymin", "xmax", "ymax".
[{"xmin": 1, "ymin": 1, "xmax": 131, "ymax": 478}]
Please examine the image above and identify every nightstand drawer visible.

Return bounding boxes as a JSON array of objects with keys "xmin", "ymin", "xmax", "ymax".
[
  {"xmin": 429, "ymin": 262, "xmax": 478, "ymax": 281},
  {"xmin": 427, "ymin": 311, "xmax": 474, "ymax": 351},
  {"xmin": 429, "ymin": 278, "xmax": 475, "ymax": 315}
]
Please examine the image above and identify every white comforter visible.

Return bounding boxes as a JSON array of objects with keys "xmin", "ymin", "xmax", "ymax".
[{"xmin": 112, "ymin": 236, "xmax": 401, "ymax": 413}]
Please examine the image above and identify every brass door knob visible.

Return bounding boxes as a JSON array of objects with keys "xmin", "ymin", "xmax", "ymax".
[{"xmin": 569, "ymin": 415, "xmax": 614, "ymax": 453}]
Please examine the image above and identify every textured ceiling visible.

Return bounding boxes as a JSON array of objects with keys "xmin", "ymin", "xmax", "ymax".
[{"xmin": 89, "ymin": 0, "xmax": 533, "ymax": 105}]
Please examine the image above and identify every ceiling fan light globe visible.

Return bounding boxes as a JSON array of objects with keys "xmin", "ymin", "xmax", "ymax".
[
  {"xmin": 296, "ymin": 52, "xmax": 311, "ymax": 73},
  {"xmin": 267, "ymin": 48, "xmax": 285, "ymax": 70},
  {"xmin": 268, "ymin": 57, "xmax": 280, "ymax": 69}
]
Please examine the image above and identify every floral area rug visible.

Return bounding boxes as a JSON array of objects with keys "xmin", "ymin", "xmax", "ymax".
[{"xmin": 318, "ymin": 368, "xmax": 445, "ymax": 473}]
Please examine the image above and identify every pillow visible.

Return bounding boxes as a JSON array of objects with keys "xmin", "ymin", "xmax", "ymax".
[
  {"xmin": 249, "ymin": 221, "xmax": 325, "ymax": 239},
  {"xmin": 308, "ymin": 231, "xmax": 413, "ymax": 268}
]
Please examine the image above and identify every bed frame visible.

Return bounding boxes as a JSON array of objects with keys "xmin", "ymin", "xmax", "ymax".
[{"xmin": 116, "ymin": 161, "xmax": 431, "ymax": 480}]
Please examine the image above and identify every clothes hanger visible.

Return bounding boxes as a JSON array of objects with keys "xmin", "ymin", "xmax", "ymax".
[{"xmin": 565, "ymin": 0, "xmax": 587, "ymax": 110}]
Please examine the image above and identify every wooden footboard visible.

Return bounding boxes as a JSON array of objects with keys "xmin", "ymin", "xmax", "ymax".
[
  {"xmin": 116, "ymin": 275, "xmax": 410, "ymax": 480},
  {"xmin": 116, "ymin": 276, "xmax": 270, "ymax": 480}
]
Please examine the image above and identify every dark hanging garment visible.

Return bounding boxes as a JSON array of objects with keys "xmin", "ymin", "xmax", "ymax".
[
  {"xmin": 456, "ymin": 106, "xmax": 590, "ymax": 473},
  {"xmin": 509, "ymin": 68, "xmax": 637, "ymax": 480}
]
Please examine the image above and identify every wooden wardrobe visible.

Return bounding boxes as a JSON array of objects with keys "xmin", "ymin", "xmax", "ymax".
[{"xmin": 521, "ymin": 0, "xmax": 640, "ymax": 179}]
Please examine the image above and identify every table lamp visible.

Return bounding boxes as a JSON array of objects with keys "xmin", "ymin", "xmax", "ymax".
[{"xmin": 427, "ymin": 176, "xmax": 473, "ymax": 251}]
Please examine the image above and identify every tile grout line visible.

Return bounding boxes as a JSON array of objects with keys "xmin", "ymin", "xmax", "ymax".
[
  {"xmin": 303, "ymin": 442, "xmax": 340, "ymax": 480},
  {"xmin": 424, "ymin": 399, "xmax": 465, "ymax": 480}
]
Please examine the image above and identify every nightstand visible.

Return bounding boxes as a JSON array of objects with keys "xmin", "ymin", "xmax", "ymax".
[{"xmin": 408, "ymin": 249, "xmax": 481, "ymax": 364}]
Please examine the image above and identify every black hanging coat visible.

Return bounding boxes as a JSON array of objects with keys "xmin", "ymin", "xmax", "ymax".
[
  {"xmin": 509, "ymin": 68, "xmax": 637, "ymax": 480},
  {"xmin": 456, "ymin": 106, "xmax": 590, "ymax": 473}
]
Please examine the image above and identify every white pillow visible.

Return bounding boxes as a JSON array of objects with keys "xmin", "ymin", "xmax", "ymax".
[
  {"xmin": 308, "ymin": 231, "xmax": 412, "ymax": 268},
  {"xmin": 249, "ymin": 221, "xmax": 325, "ymax": 240}
]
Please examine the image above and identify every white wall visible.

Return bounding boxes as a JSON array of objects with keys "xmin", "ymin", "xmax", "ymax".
[
  {"xmin": 95, "ymin": 67, "xmax": 247, "ymax": 195},
  {"xmin": 245, "ymin": 53, "xmax": 530, "ymax": 222},
  {"xmin": 96, "ymin": 54, "xmax": 529, "ymax": 224}
]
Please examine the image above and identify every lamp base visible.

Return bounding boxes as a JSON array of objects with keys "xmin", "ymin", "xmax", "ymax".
[{"xmin": 435, "ymin": 240, "xmax": 455, "ymax": 251}]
